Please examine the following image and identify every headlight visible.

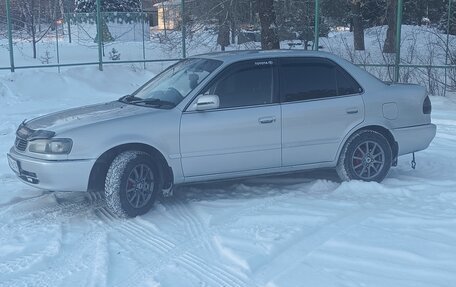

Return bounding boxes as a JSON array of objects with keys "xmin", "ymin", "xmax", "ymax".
[{"xmin": 28, "ymin": 139, "xmax": 73, "ymax": 154}]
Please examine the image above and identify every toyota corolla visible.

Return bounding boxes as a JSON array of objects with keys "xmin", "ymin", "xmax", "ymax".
[{"xmin": 7, "ymin": 50, "xmax": 436, "ymax": 217}]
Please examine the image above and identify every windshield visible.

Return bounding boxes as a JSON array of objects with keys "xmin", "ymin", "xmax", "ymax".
[{"xmin": 123, "ymin": 58, "xmax": 222, "ymax": 108}]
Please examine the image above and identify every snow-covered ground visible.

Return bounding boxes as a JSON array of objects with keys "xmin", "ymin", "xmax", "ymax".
[
  {"xmin": 1, "ymin": 23, "xmax": 456, "ymax": 286},
  {"xmin": 1, "ymin": 64, "xmax": 456, "ymax": 286}
]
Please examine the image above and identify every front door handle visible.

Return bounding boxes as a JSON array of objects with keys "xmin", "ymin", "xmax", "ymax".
[
  {"xmin": 346, "ymin": 108, "xmax": 359, "ymax": 114},
  {"xmin": 259, "ymin": 117, "xmax": 276, "ymax": 124}
]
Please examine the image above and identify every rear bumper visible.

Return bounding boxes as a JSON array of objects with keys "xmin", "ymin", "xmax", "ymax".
[
  {"xmin": 392, "ymin": 124, "xmax": 436, "ymax": 156},
  {"xmin": 7, "ymin": 148, "xmax": 95, "ymax": 192}
]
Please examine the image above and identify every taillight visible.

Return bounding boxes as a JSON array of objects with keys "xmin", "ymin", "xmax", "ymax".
[{"xmin": 423, "ymin": 96, "xmax": 431, "ymax": 114}]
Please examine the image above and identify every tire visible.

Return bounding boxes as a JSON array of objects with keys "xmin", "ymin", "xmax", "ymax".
[
  {"xmin": 105, "ymin": 151, "xmax": 160, "ymax": 217},
  {"xmin": 336, "ymin": 130, "xmax": 392, "ymax": 183}
]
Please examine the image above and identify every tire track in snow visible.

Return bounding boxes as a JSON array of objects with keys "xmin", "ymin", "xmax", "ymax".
[
  {"xmin": 0, "ymin": 192, "xmax": 109, "ymax": 287},
  {"xmin": 94, "ymin": 205, "xmax": 254, "ymax": 287},
  {"xmin": 86, "ymin": 232, "xmax": 109, "ymax": 287},
  {"xmin": 96, "ymin": 207, "xmax": 175, "ymax": 252},
  {"xmin": 0, "ymin": 191, "xmax": 105, "ymax": 229},
  {"xmin": 0, "ymin": 239, "xmax": 61, "ymax": 275},
  {"xmin": 107, "ymin": 187, "xmax": 311, "ymax": 287},
  {"xmin": 0, "ymin": 196, "xmax": 105, "ymax": 247},
  {"xmin": 178, "ymin": 252, "xmax": 250, "ymax": 287},
  {"xmin": 169, "ymin": 200, "xmax": 204, "ymax": 240},
  {"xmin": 93, "ymin": 205, "xmax": 175, "ymax": 281},
  {"xmin": 0, "ymin": 193, "xmax": 51, "ymax": 213},
  {"xmin": 0, "ymin": 226, "xmax": 108, "ymax": 287},
  {"xmin": 165, "ymin": 198, "xmax": 217, "ymax": 254},
  {"xmin": 251, "ymin": 207, "xmax": 387, "ymax": 286}
]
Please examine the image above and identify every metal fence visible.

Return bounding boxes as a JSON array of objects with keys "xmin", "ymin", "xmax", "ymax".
[
  {"xmin": 1, "ymin": 0, "xmax": 456, "ymax": 95},
  {"xmin": 1, "ymin": 0, "xmax": 184, "ymax": 72}
]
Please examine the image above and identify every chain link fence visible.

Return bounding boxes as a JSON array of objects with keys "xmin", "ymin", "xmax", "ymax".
[{"xmin": 1, "ymin": 0, "xmax": 456, "ymax": 95}]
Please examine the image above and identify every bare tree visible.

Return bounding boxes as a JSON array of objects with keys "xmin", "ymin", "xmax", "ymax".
[
  {"xmin": 183, "ymin": 0, "xmax": 253, "ymax": 51},
  {"xmin": 216, "ymin": 1, "xmax": 231, "ymax": 51},
  {"xmin": 13, "ymin": 0, "xmax": 56, "ymax": 59}
]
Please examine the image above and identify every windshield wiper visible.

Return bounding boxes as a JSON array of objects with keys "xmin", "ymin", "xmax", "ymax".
[
  {"xmin": 118, "ymin": 94, "xmax": 142, "ymax": 103},
  {"xmin": 128, "ymin": 98, "xmax": 176, "ymax": 108}
]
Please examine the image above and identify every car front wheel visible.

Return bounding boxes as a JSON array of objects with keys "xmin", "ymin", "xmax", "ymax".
[
  {"xmin": 105, "ymin": 151, "xmax": 159, "ymax": 217},
  {"xmin": 337, "ymin": 130, "xmax": 392, "ymax": 183}
]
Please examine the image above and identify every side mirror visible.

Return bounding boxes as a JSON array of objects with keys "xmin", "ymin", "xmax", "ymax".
[{"xmin": 195, "ymin": 95, "xmax": 220, "ymax": 111}]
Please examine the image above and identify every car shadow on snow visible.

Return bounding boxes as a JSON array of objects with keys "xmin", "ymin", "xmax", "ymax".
[
  {"xmin": 2, "ymin": 169, "xmax": 339, "ymax": 220},
  {"xmin": 168, "ymin": 168, "xmax": 340, "ymax": 203}
]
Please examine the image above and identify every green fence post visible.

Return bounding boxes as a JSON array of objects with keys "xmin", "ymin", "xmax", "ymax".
[
  {"xmin": 444, "ymin": 0, "xmax": 452, "ymax": 97},
  {"xmin": 314, "ymin": 0, "xmax": 320, "ymax": 51},
  {"xmin": 6, "ymin": 0, "xmax": 15, "ymax": 72},
  {"xmin": 394, "ymin": 0, "xmax": 404, "ymax": 82},
  {"xmin": 67, "ymin": 15, "xmax": 72, "ymax": 44},
  {"xmin": 56, "ymin": 20, "xmax": 61, "ymax": 73},
  {"xmin": 96, "ymin": 0, "xmax": 103, "ymax": 71},
  {"xmin": 142, "ymin": 12, "xmax": 146, "ymax": 69},
  {"xmin": 181, "ymin": 0, "xmax": 186, "ymax": 58}
]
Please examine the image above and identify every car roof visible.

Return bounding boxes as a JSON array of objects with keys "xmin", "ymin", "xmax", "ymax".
[
  {"xmin": 190, "ymin": 49, "xmax": 338, "ymax": 64},
  {"xmin": 190, "ymin": 49, "xmax": 386, "ymax": 90}
]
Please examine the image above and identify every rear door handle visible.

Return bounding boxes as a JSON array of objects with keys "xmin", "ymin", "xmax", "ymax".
[
  {"xmin": 258, "ymin": 117, "xmax": 276, "ymax": 124},
  {"xmin": 346, "ymin": 108, "xmax": 359, "ymax": 114}
]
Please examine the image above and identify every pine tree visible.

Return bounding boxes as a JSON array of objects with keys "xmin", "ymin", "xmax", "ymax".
[
  {"xmin": 321, "ymin": 0, "xmax": 351, "ymax": 27},
  {"xmin": 402, "ymin": 0, "xmax": 427, "ymax": 25},
  {"xmin": 362, "ymin": 0, "xmax": 387, "ymax": 28},
  {"xmin": 74, "ymin": 0, "xmax": 141, "ymax": 43},
  {"xmin": 438, "ymin": 0, "xmax": 456, "ymax": 35},
  {"xmin": 94, "ymin": 21, "xmax": 114, "ymax": 42},
  {"xmin": 276, "ymin": 1, "xmax": 310, "ymax": 47},
  {"xmin": 74, "ymin": 0, "xmax": 141, "ymax": 13}
]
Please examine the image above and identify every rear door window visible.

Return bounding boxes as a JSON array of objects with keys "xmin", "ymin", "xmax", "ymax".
[
  {"xmin": 280, "ymin": 58, "xmax": 362, "ymax": 103},
  {"xmin": 336, "ymin": 68, "xmax": 363, "ymax": 96},
  {"xmin": 280, "ymin": 58, "xmax": 337, "ymax": 102}
]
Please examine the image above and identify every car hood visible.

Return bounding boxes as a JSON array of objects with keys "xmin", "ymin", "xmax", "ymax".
[{"xmin": 25, "ymin": 101, "xmax": 152, "ymax": 133}]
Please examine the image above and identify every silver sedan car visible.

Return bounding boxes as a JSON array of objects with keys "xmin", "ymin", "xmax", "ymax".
[{"xmin": 7, "ymin": 50, "xmax": 436, "ymax": 217}]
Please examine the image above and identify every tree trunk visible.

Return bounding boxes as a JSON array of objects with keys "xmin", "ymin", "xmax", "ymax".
[
  {"xmin": 230, "ymin": 17, "xmax": 236, "ymax": 44},
  {"xmin": 257, "ymin": 0, "xmax": 280, "ymax": 50},
  {"xmin": 383, "ymin": 0, "xmax": 397, "ymax": 53},
  {"xmin": 217, "ymin": 20, "xmax": 230, "ymax": 51},
  {"xmin": 59, "ymin": 0, "xmax": 64, "ymax": 17},
  {"xmin": 38, "ymin": 0, "xmax": 41, "ymax": 33},
  {"xmin": 352, "ymin": 1, "xmax": 365, "ymax": 51},
  {"xmin": 162, "ymin": 3, "xmax": 167, "ymax": 38},
  {"xmin": 249, "ymin": 2, "xmax": 253, "ymax": 25},
  {"xmin": 229, "ymin": 0, "xmax": 237, "ymax": 44},
  {"xmin": 32, "ymin": 18, "xmax": 37, "ymax": 59},
  {"xmin": 31, "ymin": 0, "xmax": 37, "ymax": 59}
]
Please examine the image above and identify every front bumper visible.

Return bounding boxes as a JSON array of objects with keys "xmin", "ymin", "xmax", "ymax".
[
  {"xmin": 392, "ymin": 124, "xmax": 437, "ymax": 156},
  {"xmin": 7, "ymin": 148, "xmax": 96, "ymax": 192}
]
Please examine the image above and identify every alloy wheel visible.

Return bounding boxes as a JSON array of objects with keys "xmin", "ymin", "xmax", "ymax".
[
  {"xmin": 351, "ymin": 140, "xmax": 385, "ymax": 180},
  {"xmin": 125, "ymin": 164, "xmax": 154, "ymax": 209}
]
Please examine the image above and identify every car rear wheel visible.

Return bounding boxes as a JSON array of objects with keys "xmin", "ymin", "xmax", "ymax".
[
  {"xmin": 105, "ymin": 151, "xmax": 159, "ymax": 217},
  {"xmin": 337, "ymin": 130, "xmax": 392, "ymax": 183}
]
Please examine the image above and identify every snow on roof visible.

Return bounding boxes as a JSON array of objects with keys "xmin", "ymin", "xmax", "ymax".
[
  {"xmin": 153, "ymin": 0, "xmax": 181, "ymax": 7},
  {"xmin": 191, "ymin": 49, "xmax": 335, "ymax": 63}
]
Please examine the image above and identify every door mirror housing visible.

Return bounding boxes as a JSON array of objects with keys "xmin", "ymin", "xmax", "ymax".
[{"xmin": 195, "ymin": 95, "xmax": 220, "ymax": 111}]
